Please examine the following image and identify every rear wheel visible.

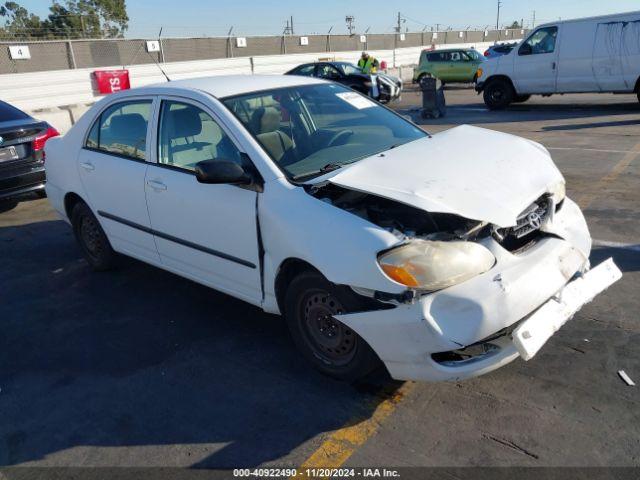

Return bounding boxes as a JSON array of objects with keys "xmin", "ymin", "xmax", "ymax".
[
  {"xmin": 284, "ymin": 271, "xmax": 381, "ymax": 381},
  {"xmin": 483, "ymin": 78, "xmax": 514, "ymax": 110},
  {"xmin": 71, "ymin": 201, "xmax": 117, "ymax": 271}
]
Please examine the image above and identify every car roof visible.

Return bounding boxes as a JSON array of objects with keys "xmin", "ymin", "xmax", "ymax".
[
  {"xmin": 147, "ymin": 74, "xmax": 326, "ymax": 98},
  {"xmin": 422, "ymin": 48, "xmax": 474, "ymax": 53}
]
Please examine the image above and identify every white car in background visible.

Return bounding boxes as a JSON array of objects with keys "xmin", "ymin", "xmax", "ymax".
[{"xmin": 44, "ymin": 75, "xmax": 621, "ymax": 382}]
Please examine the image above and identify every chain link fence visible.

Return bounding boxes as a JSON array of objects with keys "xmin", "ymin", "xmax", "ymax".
[{"xmin": 0, "ymin": 29, "xmax": 528, "ymax": 74}]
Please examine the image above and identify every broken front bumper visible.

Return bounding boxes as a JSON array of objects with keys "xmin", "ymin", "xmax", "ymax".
[{"xmin": 336, "ymin": 198, "xmax": 622, "ymax": 382}]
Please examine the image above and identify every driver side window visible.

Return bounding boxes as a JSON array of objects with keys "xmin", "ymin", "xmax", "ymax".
[
  {"xmin": 157, "ymin": 101, "xmax": 242, "ymax": 172},
  {"xmin": 519, "ymin": 26, "xmax": 558, "ymax": 55}
]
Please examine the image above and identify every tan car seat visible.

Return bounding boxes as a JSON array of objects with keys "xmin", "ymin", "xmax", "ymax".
[{"xmin": 254, "ymin": 107, "xmax": 292, "ymax": 162}]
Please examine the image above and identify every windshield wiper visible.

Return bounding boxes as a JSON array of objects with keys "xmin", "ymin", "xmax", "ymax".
[
  {"xmin": 292, "ymin": 163, "xmax": 344, "ymax": 182},
  {"xmin": 319, "ymin": 162, "xmax": 343, "ymax": 173}
]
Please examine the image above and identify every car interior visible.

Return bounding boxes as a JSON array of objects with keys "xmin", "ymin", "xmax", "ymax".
[{"xmin": 224, "ymin": 84, "xmax": 425, "ymax": 180}]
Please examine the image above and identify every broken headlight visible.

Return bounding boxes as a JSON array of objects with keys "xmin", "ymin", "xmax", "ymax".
[{"xmin": 378, "ymin": 240, "xmax": 495, "ymax": 291}]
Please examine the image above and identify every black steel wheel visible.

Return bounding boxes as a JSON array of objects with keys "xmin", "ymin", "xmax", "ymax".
[
  {"xmin": 284, "ymin": 271, "xmax": 381, "ymax": 381},
  {"xmin": 71, "ymin": 201, "xmax": 117, "ymax": 271},
  {"xmin": 483, "ymin": 78, "xmax": 514, "ymax": 110}
]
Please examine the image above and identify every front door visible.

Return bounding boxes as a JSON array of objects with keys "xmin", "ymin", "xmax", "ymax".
[
  {"xmin": 77, "ymin": 98, "xmax": 159, "ymax": 263},
  {"xmin": 144, "ymin": 98, "xmax": 262, "ymax": 304},
  {"xmin": 512, "ymin": 26, "xmax": 559, "ymax": 94}
]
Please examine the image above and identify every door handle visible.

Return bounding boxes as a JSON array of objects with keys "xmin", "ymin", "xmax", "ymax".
[
  {"xmin": 552, "ymin": 61, "xmax": 557, "ymax": 70},
  {"xmin": 80, "ymin": 162, "xmax": 95, "ymax": 171},
  {"xmin": 146, "ymin": 180, "xmax": 167, "ymax": 191}
]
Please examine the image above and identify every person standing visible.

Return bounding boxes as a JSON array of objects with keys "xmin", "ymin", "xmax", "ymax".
[{"xmin": 358, "ymin": 51, "xmax": 379, "ymax": 74}]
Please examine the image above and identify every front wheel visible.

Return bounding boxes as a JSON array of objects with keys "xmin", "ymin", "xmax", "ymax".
[
  {"xmin": 483, "ymin": 78, "xmax": 514, "ymax": 110},
  {"xmin": 284, "ymin": 271, "xmax": 381, "ymax": 381}
]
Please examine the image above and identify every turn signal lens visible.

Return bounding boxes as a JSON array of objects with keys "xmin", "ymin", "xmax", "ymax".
[
  {"xmin": 378, "ymin": 240, "xmax": 495, "ymax": 291},
  {"xmin": 380, "ymin": 264, "xmax": 420, "ymax": 288},
  {"xmin": 476, "ymin": 68, "xmax": 483, "ymax": 79}
]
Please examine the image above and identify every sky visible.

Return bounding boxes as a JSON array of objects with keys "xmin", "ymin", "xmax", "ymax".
[{"xmin": 16, "ymin": 0, "xmax": 640, "ymax": 38}]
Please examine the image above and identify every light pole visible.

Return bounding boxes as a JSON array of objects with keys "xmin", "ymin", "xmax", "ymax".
[{"xmin": 496, "ymin": 0, "xmax": 502, "ymax": 30}]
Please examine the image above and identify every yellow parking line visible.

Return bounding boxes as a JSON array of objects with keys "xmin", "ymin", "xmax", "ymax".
[
  {"xmin": 577, "ymin": 140, "xmax": 640, "ymax": 210},
  {"xmin": 293, "ymin": 382, "xmax": 415, "ymax": 478}
]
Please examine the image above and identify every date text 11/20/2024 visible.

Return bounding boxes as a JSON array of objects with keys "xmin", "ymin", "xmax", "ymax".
[{"xmin": 233, "ymin": 468, "xmax": 400, "ymax": 477}]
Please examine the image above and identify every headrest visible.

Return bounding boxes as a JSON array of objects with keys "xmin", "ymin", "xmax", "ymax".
[
  {"xmin": 109, "ymin": 113, "xmax": 147, "ymax": 138},
  {"xmin": 259, "ymin": 107, "xmax": 281, "ymax": 133},
  {"xmin": 167, "ymin": 106, "xmax": 202, "ymax": 137}
]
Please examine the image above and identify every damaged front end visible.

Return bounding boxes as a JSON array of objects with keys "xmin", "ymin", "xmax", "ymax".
[{"xmin": 306, "ymin": 183, "xmax": 621, "ymax": 382}]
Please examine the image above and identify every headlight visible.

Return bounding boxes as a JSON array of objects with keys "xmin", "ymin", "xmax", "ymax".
[
  {"xmin": 378, "ymin": 240, "xmax": 495, "ymax": 291},
  {"xmin": 476, "ymin": 68, "xmax": 483, "ymax": 79},
  {"xmin": 550, "ymin": 180, "xmax": 566, "ymax": 204}
]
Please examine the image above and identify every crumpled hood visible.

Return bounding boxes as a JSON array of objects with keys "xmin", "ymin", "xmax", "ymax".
[{"xmin": 322, "ymin": 125, "xmax": 564, "ymax": 228}]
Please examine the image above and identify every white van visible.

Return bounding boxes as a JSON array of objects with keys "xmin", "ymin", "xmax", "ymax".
[{"xmin": 475, "ymin": 11, "xmax": 640, "ymax": 109}]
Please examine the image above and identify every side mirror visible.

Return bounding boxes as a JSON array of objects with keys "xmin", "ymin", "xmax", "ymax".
[
  {"xmin": 195, "ymin": 159, "xmax": 252, "ymax": 185},
  {"xmin": 518, "ymin": 43, "xmax": 532, "ymax": 56}
]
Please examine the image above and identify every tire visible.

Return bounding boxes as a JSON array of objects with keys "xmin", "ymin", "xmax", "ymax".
[
  {"xmin": 483, "ymin": 78, "xmax": 514, "ymax": 110},
  {"xmin": 284, "ymin": 271, "xmax": 381, "ymax": 381},
  {"xmin": 513, "ymin": 94, "xmax": 531, "ymax": 103},
  {"xmin": 0, "ymin": 199, "xmax": 18, "ymax": 213},
  {"xmin": 71, "ymin": 201, "xmax": 117, "ymax": 271}
]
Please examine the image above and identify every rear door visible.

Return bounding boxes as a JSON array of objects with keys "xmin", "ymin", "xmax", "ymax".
[
  {"xmin": 77, "ymin": 97, "xmax": 159, "ymax": 263},
  {"xmin": 512, "ymin": 26, "xmax": 559, "ymax": 93}
]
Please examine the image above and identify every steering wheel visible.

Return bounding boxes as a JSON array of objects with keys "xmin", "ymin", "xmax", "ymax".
[{"xmin": 327, "ymin": 130, "xmax": 354, "ymax": 148}]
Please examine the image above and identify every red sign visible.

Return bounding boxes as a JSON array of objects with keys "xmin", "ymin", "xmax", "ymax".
[{"xmin": 93, "ymin": 69, "xmax": 130, "ymax": 94}]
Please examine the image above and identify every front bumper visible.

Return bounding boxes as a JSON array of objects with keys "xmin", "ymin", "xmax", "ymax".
[{"xmin": 336, "ymin": 198, "xmax": 622, "ymax": 382}]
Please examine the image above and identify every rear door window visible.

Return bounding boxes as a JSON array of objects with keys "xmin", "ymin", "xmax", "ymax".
[
  {"xmin": 85, "ymin": 100, "xmax": 152, "ymax": 160},
  {"xmin": 294, "ymin": 64, "xmax": 316, "ymax": 76},
  {"xmin": 427, "ymin": 52, "xmax": 449, "ymax": 62}
]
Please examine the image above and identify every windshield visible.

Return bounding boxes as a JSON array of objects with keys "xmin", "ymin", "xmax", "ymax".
[
  {"xmin": 339, "ymin": 63, "xmax": 362, "ymax": 76},
  {"xmin": 223, "ymin": 83, "xmax": 426, "ymax": 181}
]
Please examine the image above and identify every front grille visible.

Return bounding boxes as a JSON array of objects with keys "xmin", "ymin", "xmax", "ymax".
[
  {"xmin": 510, "ymin": 196, "xmax": 551, "ymax": 238},
  {"xmin": 495, "ymin": 195, "xmax": 552, "ymax": 252}
]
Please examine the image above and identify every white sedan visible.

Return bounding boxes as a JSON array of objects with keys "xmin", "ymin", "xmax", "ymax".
[{"xmin": 44, "ymin": 75, "xmax": 621, "ymax": 382}]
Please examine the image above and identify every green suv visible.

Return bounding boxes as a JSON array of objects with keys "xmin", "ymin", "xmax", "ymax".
[{"xmin": 413, "ymin": 48, "xmax": 484, "ymax": 84}]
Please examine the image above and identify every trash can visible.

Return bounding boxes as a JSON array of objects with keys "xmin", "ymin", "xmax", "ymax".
[{"xmin": 419, "ymin": 75, "xmax": 446, "ymax": 119}]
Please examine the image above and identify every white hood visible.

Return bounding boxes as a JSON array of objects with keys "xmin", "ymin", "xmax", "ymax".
[{"xmin": 323, "ymin": 125, "xmax": 563, "ymax": 228}]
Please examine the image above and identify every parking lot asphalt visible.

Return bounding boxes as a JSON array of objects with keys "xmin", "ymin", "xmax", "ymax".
[{"xmin": 1, "ymin": 87, "xmax": 639, "ymax": 469}]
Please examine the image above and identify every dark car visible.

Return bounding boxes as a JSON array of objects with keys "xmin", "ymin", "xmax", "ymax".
[
  {"xmin": 286, "ymin": 61, "xmax": 402, "ymax": 103},
  {"xmin": 0, "ymin": 100, "xmax": 59, "ymax": 203},
  {"xmin": 483, "ymin": 43, "xmax": 517, "ymax": 59}
]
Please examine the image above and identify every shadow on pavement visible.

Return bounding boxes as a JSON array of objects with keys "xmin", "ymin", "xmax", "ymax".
[
  {"xmin": 591, "ymin": 245, "xmax": 640, "ymax": 274},
  {"xmin": 0, "ymin": 219, "xmax": 399, "ymax": 467}
]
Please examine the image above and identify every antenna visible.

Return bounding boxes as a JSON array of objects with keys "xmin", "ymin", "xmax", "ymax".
[{"xmin": 120, "ymin": 27, "xmax": 171, "ymax": 82}]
